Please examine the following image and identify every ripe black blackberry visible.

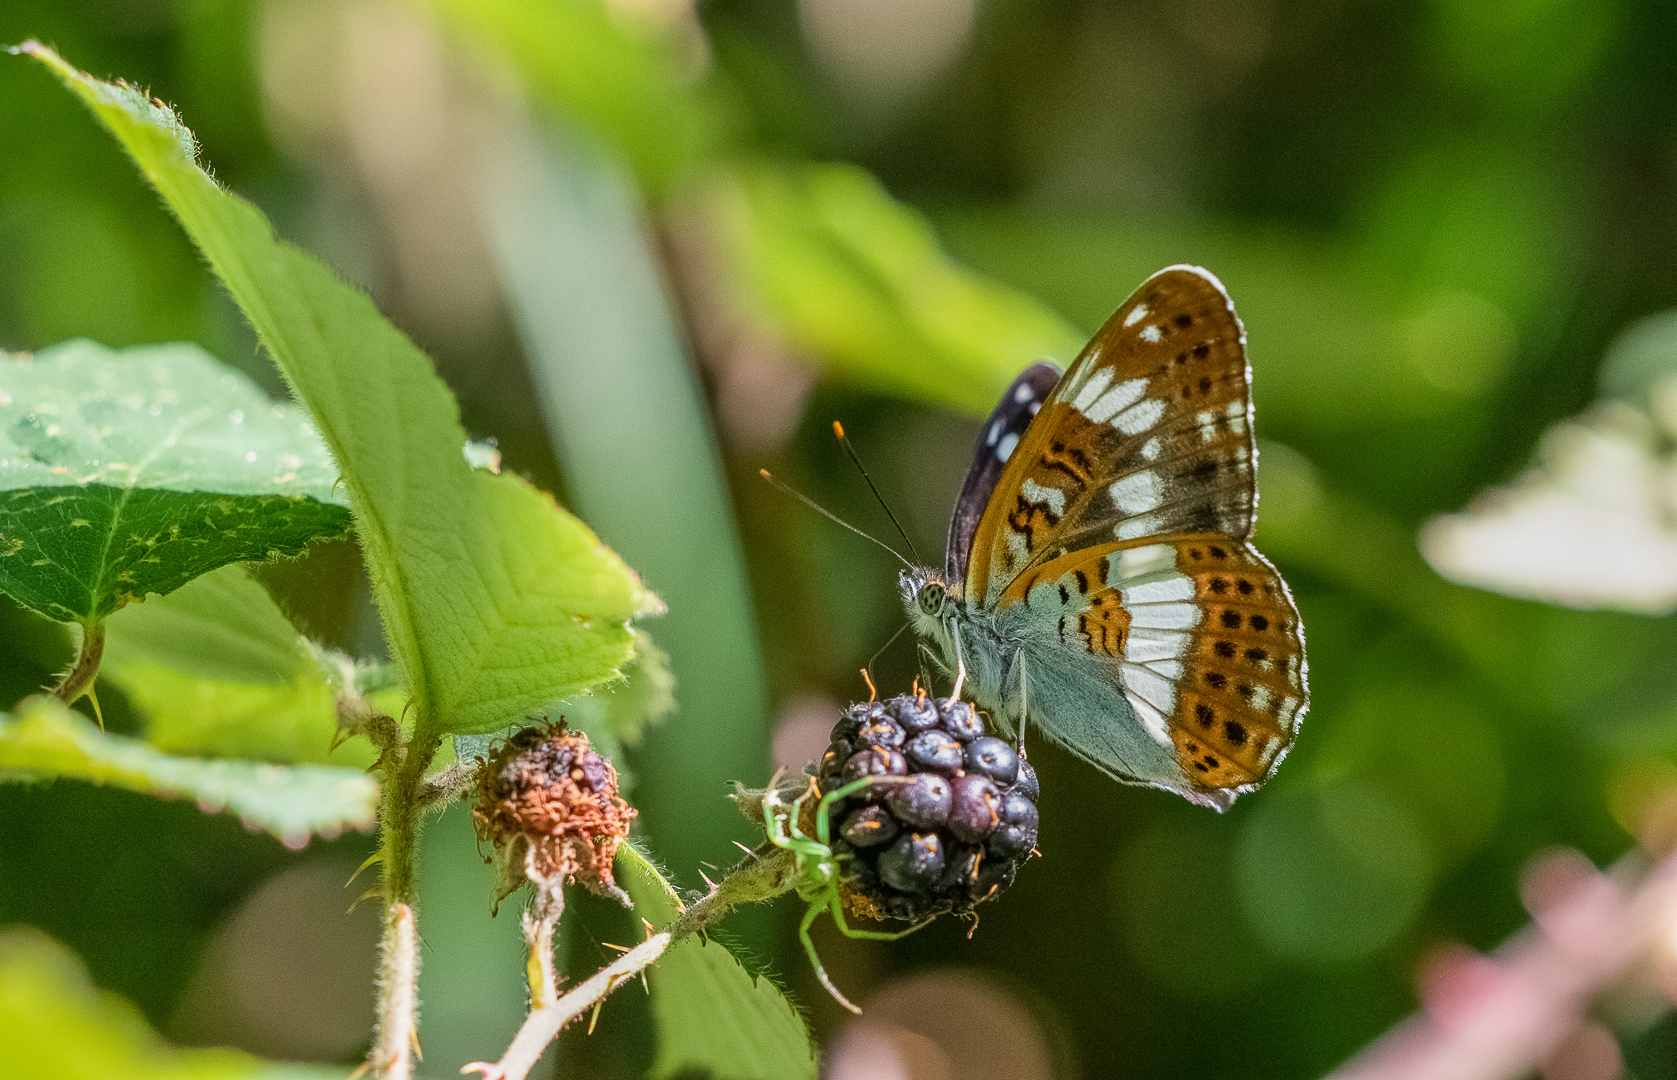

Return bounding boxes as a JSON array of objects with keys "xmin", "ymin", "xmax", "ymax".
[{"xmin": 816, "ymin": 693, "xmax": 1039, "ymax": 923}]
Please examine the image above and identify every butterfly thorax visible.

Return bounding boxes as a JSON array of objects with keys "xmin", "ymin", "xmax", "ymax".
[{"xmin": 900, "ymin": 567, "xmax": 1022, "ymax": 730}]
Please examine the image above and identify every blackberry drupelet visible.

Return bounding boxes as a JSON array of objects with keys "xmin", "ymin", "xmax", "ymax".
[{"xmin": 817, "ymin": 694, "xmax": 1039, "ymax": 923}]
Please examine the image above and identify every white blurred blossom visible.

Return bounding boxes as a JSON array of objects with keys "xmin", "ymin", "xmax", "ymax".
[{"xmin": 1421, "ymin": 349, "xmax": 1677, "ymax": 614}]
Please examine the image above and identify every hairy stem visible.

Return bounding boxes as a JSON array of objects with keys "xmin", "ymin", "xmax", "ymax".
[
  {"xmin": 368, "ymin": 727, "xmax": 440, "ymax": 1080},
  {"xmin": 466, "ymin": 846, "xmax": 801, "ymax": 1080},
  {"xmin": 465, "ymin": 930, "xmax": 673, "ymax": 1080},
  {"xmin": 53, "ymin": 620, "xmax": 105, "ymax": 706}
]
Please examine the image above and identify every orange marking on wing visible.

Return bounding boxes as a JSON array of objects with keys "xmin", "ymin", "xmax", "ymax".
[
  {"xmin": 1077, "ymin": 591, "xmax": 1130, "ymax": 657},
  {"xmin": 1167, "ymin": 536, "xmax": 1306, "ymax": 791},
  {"xmin": 1171, "ymin": 728, "xmax": 1261, "ymax": 788},
  {"xmin": 1005, "ymin": 492, "xmax": 1062, "ymax": 553},
  {"xmin": 996, "ymin": 544, "xmax": 1123, "ymax": 607}
]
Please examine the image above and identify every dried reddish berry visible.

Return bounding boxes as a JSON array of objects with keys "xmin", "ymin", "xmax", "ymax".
[{"xmin": 472, "ymin": 723, "xmax": 635, "ymax": 901}]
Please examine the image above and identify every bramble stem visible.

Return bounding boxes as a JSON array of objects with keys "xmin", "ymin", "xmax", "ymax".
[
  {"xmin": 467, "ymin": 846, "xmax": 801, "ymax": 1080},
  {"xmin": 464, "ymin": 930, "xmax": 672, "ymax": 1080},
  {"xmin": 53, "ymin": 620, "xmax": 105, "ymax": 706},
  {"xmin": 368, "ymin": 725, "xmax": 439, "ymax": 1080}
]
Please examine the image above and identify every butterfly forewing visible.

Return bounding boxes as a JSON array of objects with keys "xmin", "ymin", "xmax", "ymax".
[
  {"xmin": 964, "ymin": 267, "xmax": 1257, "ymax": 607},
  {"xmin": 946, "ymin": 362, "xmax": 1061, "ymax": 584}
]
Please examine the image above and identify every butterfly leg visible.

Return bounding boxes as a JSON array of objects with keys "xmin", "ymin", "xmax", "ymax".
[
  {"xmin": 948, "ymin": 619, "xmax": 969, "ymax": 700},
  {"xmin": 1016, "ymin": 649, "xmax": 1030, "ymax": 755}
]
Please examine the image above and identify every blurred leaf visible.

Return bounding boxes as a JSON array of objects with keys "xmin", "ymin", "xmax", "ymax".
[
  {"xmin": 616, "ymin": 843, "xmax": 817, "ymax": 1080},
  {"xmin": 424, "ymin": 0, "xmax": 714, "ymax": 191},
  {"xmin": 719, "ymin": 163, "xmax": 1086, "ymax": 417},
  {"xmin": 21, "ymin": 43, "xmax": 662, "ymax": 737},
  {"xmin": 1113, "ymin": 813, "xmax": 1269, "ymax": 999},
  {"xmin": 936, "ymin": 208, "xmax": 1463, "ymax": 431},
  {"xmin": 0, "ymin": 927, "xmax": 348, "ymax": 1080},
  {"xmin": 480, "ymin": 118, "xmax": 762, "ymax": 871},
  {"xmin": 0, "ymin": 340, "xmax": 350, "ymax": 624},
  {"xmin": 0, "ymin": 696, "xmax": 377, "ymax": 845},
  {"xmin": 101, "ymin": 565, "xmax": 380, "ymax": 767},
  {"xmin": 1235, "ymin": 779, "xmax": 1432, "ymax": 965}
]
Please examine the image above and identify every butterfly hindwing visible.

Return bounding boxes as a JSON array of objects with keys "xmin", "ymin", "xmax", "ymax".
[
  {"xmin": 963, "ymin": 267, "xmax": 1257, "ymax": 609},
  {"xmin": 1000, "ymin": 536, "xmax": 1304, "ymax": 797}
]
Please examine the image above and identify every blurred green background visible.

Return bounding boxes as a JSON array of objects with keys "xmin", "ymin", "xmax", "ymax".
[{"xmin": 4, "ymin": 0, "xmax": 1677, "ymax": 1077}]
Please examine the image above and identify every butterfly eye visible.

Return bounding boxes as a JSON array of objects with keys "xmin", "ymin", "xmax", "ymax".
[{"xmin": 917, "ymin": 582, "xmax": 947, "ymax": 618}]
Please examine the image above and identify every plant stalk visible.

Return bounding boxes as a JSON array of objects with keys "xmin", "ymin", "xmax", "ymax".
[
  {"xmin": 53, "ymin": 620, "xmax": 105, "ymax": 706},
  {"xmin": 368, "ymin": 727, "xmax": 439, "ymax": 1080},
  {"xmin": 465, "ymin": 846, "xmax": 801, "ymax": 1080}
]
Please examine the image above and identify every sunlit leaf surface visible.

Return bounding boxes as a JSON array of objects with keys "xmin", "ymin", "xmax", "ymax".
[
  {"xmin": 23, "ymin": 43, "xmax": 661, "ymax": 736},
  {"xmin": 0, "ymin": 340, "xmax": 350, "ymax": 623},
  {"xmin": 101, "ymin": 564, "xmax": 380, "ymax": 767}
]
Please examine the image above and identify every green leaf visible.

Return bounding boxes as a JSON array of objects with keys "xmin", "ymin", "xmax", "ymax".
[
  {"xmin": 0, "ymin": 696, "xmax": 378, "ymax": 845},
  {"xmin": 423, "ymin": 0, "xmax": 714, "ymax": 191},
  {"xmin": 0, "ymin": 340, "xmax": 351, "ymax": 624},
  {"xmin": 101, "ymin": 565, "xmax": 381, "ymax": 767},
  {"xmin": 103, "ymin": 561, "xmax": 313, "ymax": 685},
  {"xmin": 720, "ymin": 163, "xmax": 1086, "ymax": 417},
  {"xmin": 452, "ymin": 632, "xmax": 672, "ymax": 772},
  {"xmin": 21, "ymin": 43, "xmax": 661, "ymax": 737},
  {"xmin": 617, "ymin": 844, "xmax": 817, "ymax": 1080},
  {"xmin": 0, "ymin": 928, "xmax": 349, "ymax": 1080}
]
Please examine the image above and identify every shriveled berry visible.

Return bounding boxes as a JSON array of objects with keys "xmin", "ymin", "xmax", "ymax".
[
  {"xmin": 964, "ymin": 737, "xmax": 1019, "ymax": 787},
  {"xmin": 1012, "ymin": 758, "xmax": 1040, "ymax": 801},
  {"xmin": 988, "ymin": 792, "xmax": 1039, "ymax": 859},
  {"xmin": 938, "ymin": 698, "xmax": 984, "ymax": 742},
  {"xmin": 841, "ymin": 804, "xmax": 900, "ymax": 848},
  {"xmin": 886, "ymin": 773, "xmax": 952, "ymax": 829},
  {"xmin": 879, "ymin": 832, "xmax": 945, "ymax": 893},
  {"xmin": 857, "ymin": 715, "xmax": 906, "ymax": 748},
  {"xmin": 892, "ymin": 694, "xmax": 940, "ymax": 733},
  {"xmin": 472, "ymin": 723, "xmax": 634, "ymax": 902},
  {"xmin": 947, "ymin": 774, "xmax": 1002, "ymax": 843},
  {"xmin": 905, "ymin": 730, "xmax": 964, "ymax": 775}
]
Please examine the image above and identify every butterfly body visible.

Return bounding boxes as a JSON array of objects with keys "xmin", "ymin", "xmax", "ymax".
[{"xmin": 901, "ymin": 266, "xmax": 1308, "ymax": 810}]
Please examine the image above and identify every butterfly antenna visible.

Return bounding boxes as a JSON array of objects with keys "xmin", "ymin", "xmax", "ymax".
[
  {"xmin": 864, "ymin": 621, "xmax": 911, "ymax": 693},
  {"xmin": 832, "ymin": 421, "xmax": 920, "ymax": 563},
  {"xmin": 758, "ymin": 469, "xmax": 914, "ymax": 570}
]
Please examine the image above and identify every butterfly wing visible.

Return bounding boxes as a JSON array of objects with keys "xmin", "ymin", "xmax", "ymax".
[
  {"xmin": 965, "ymin": 266, "xmax": 1258, "ymax": 602},
  {"xmin": 995, "ymin": 538, "xmax": 1305, "ymax": 805},
  {"xmin": 957, "ymin": 266, "xmax": 1307, "ymax": 804},
  {"xmin": 945, "ymin": 361, "xmax": 1061, "ymax": 583}
]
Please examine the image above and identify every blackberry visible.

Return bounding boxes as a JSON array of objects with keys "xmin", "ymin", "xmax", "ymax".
[{"xmin": 817, "ymin": 694, "xmax": 1039, "ymax": 923}]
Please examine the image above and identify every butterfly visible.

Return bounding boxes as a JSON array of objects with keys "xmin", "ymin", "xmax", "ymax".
[{"xmin": 902, "ymin": 265, "xmax": 1308, "ymax": 810}]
